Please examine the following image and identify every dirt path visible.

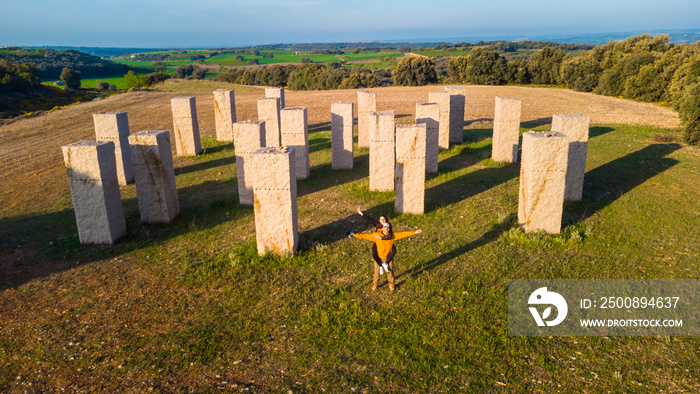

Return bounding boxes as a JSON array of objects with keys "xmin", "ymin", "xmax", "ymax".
[{"xmin": 0, "ymin": 84, "xmax": 680, "ymax": 216}]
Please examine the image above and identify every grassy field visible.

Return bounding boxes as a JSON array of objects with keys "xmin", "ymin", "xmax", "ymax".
[{"xmin": 2, "ymin": 109, "xmax": 699, "ymax": 391}]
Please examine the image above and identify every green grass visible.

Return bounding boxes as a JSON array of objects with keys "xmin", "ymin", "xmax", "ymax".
[{"xmin": 1, "ymin": 123, "xmax": 699, "ymax": 391}]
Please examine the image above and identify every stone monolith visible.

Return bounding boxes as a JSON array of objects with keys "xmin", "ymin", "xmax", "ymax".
[
  {"xmin": 253, "ymin": 146, "xmax": 298, "ymax": 256},
  {"xmin": 445, "ymin": 86, "xmax": 466, "ymax": 143},
  {"xmin": 93, "ymin": 111, "xmax": 134, "ymax": 185},
  {"xmin": 280, "ymin": 107, "xmax": 310, "ymax": 179},
  {"xmin": 428, "ymin": 91, "xmax": 453, "ymax": 150},
  {"xmin": 369, "ymin": 111, "xmax": 395, "ymax": 191},
  {"xmin": 415, "ymin": 103, "xmax": 439, "ymax": 173},
  {"xmin": 265, "ymin": 87, "xmax": 285, "ymax": 109},
  {"xmin": 552, "ymin": 114, "xmax": 591, "ymax": 201},
  {"xmin": 171, "ymin": 96, "xmax": 202, "ymax": 156},
  {"xmin": 518, "ymin": 131, "xmax": 569, "ymax": 234},
  {"xmin": 492, "ymin": 97, "xmax": 522, "ymax": 163},
  {"xmin": 395, "ymin": 124, "xmax": 427, "ymax": 214},
  {"xmin": 213, "ymin": 89, "xmax": 236, "ymax": 142},
  {"xmin": 257, "ymin": 97, "xmax": 281, "ymax": 146},
  {"xmin": 358, "ymin": 90, "xmax": 377, "ymax": 148},
  {"xmin": 62, "ymin": 140, "xmax": 126, "ymax": 244},
  {"xmin": 233, "ymin": 121, "xmax": 266, "ymax": 205},
  {"xmin": 128, "ymin": 130, "xmax": 179, "ymax": 223},
  {"xmin": 331, "ymin": 102, "xmax": 354, "ymax": 169}
]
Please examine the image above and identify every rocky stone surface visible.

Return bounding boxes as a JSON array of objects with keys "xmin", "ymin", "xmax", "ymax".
[
  {"xmin": 357, "ymin": 90, "xmax": 377, "ymax": 148},
  {"xmin": 395, "ymin": 124, "xmax": 427, "ymax": 214},
  {"xmin": 170, "ymin": 96, "xmax": 202, "ymax": 156},
  {"xmin": 428, "ymin": 91, "xmax": 452, "ymax": 150},
  {"xmin": 93, "ymin": 111, "xmax": 134, "ymax": 185},
  {"xmin": 265, "ymin": 87, "xmax": 285, "ymax": 109},
  {"xmin": 415, "ymin": 102, "xmax": 439, "ymax": 173},
  {"xmin": 369, "ymin": 110, "xmax": 395, "ymax": 191},
  {"xmin": 128, "ymin": 130, "xmax": 179, "ymax": 223},
  {"xmin": 213, "ymin": 89, "xmax": 236, "ymax": 142},
  {"xmin": 257, "ymin": 97, "xmax": 281, "ymax": 146},
  {"xmin": 552, "ymin": 114, "xmax": 590, "ymax": 201},
  {"xmin": 492, "ymin": 97, "xmax": 522, "ymax": 163},
  {"xmin": 331, "ymin": 102, "xmax": 354, "ymax": 169},
  {"xmin": 280, "ymin": 107, "xmax": 310, "ymax": 179},
  {"xmin": 61, "ymin": 140, "xmax": 126, "ymax": 244},
  {"xmin": 233, "ymin": 121, "xmax": 266, "ymax": 205},
  {"xmin": 445, "ymin": 86, "xmax": 466, "ymax": 143},
  {"xmin": 518, "ymin": 131, "xmax": 569, "ymax": 234},
  {"xmin": 252, "ymin": 146, "xmax": 298, "ymax": 256}
]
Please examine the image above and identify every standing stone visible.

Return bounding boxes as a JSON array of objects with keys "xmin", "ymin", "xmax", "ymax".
[
  {"xmin": 395, "ymin": 124, "xmax": 427, "ymax": 214},
  {"xmin": 492, "ymin": 97, "xmax": 522, "ymax": 163},
  {"xmin": 61, "ymin": 141, "xmax": 126, "ymax": 244},
  {"xmin": 280, "ymin": 107, "xmax": 310, "ymax": 179},
  {"xmin": 93, "ymin": 112, "xmax": 134, "ymax": 185},
  {"xmin": 265, "ymin": 87, "xmax": 285, "ymax": 109},
  {"xmin": 445, "ymin": 86, "xmax": 466, "ymax": 143},
  {"xmin": 213, "ymin": 89, "xmax": 236, "ymax": 142},
  {"xmin": 369, "ymin": 111, "xmax": 395, "ymax": 192},
  {"xmin": 128, "ymin": 130, "xmax": 179, "ymax": 223},
  {"xmin": 415, "ymin": 103, "xmax": 439, "ymax": 173},
  {"xmin": 233, "ymin": 121, "xmax": 266, "ymax": 205},
  {"xmin": 518, "ymin": 131, "xmax": 569, "ymax": 234},
  {"xmin": 170, "ymin": 96, "xmax": 202, "ymax": 156},
  {"xmin": 331, "ymin": 102, "xmax": 354, "ymax": 169},
  {"xmin": 253, "ymin": 146, "xmax": 298, "ymax": 256},
  {"xmin": 257, "ymin": 97, "xmax": 281, "ymax": 146},
  {"xmin": 552, "ymin": 114, "xmax": 591, "ymax": 201},
  {"xmin": 428, "ymin": 91, "xmax": 453, "ymax": 150},
  {"xmin": 358, "ymin": 90, "xmax": 377, "ymax": 148}
]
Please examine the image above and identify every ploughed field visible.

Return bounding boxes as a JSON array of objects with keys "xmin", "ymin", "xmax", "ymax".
[{"xmin": 0, "ymin": 81, "xmax": 698, "ymax": 392}]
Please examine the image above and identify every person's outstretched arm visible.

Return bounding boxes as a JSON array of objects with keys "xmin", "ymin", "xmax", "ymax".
[
  {"xmin": 393, "ymin": 229, "xmax": 423, "ymax": 241},
  {"xmin": 356, "ymin": 206, "xmax": 381, "ymax": 228},
  {"xmin": 352, "ymin": 232, "xmax": 377, "ymax": 241}
]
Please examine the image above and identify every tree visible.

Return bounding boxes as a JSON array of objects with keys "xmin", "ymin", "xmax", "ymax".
[
  {"xmin": 124, "ymin": 70, "xmax": 147, "ymax": 88},
  {"xmin": 339, "ymin": 72, "xmax": 380, "ymax": 89},
  {"xmin": 98, "ymin": 81, "xmax": 109, "ymax": 90},
  {"xmin": 60, "ymin": 67, "xmax": 81, "ymax": 89},
  {"xmin": 399, "ymin": 46, "xmax": 412, "ymax": 53},
  {"xmin": 677, "ymin": 82, "xmax": 700, "ymax": 145},
  {"xmin": 527, "ymin": 47, "xmax": 565, "ymax": 84},
  {"xmin": 391, "ymin": 56, "xmax": 437, "ymax": 86},
  {"xmin": 447, "ymin": 47, "xmax": 507, "ymax": 85}
]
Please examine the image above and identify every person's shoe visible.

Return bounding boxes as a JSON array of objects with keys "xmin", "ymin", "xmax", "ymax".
[
  {"xmin": 382, "ymin": 262, "xmax": 389, "ymax": 272},
  {"xmin": 379, "ymin": 266, "xmax": 385, "ymax": 275},
  {"xmin": 389, "ymin": 283, "xmax": 395, "ymax": 291}
]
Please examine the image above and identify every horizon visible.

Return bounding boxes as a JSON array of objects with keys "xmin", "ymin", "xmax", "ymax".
[{"xmin": 2, "ymin": 0, "xmax": 700, "ymax": 47}]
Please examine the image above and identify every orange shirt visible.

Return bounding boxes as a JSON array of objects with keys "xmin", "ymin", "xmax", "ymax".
[{"xmin": 354, "ymin": 231, "xmax": 417, "ymax": 259}]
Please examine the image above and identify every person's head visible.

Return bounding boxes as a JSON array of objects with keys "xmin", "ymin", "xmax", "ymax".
[
  {"xmin": 381, "ymin": 223, "xmax": 391, "ymax": 236},
  {"xmin": 378, "ymin": 215, "xmax": 388, "ymax": 225}
]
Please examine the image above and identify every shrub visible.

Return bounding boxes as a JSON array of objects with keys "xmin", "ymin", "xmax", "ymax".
[
  {"xmin": 60, "ymin": 67, "xmax": 81, "ymax": 89},
  {"xmin": 145, "ymin": 71, "xmax": 169, "ymax": 85},
  {"xmin": 677, "ymin": 82, "xmax": 700, "ymax": 145},
  {"xmin": 301, "ymin": 57, "xmax": 312, "ymax": 64},
  {"xmin": 97, "ymin": 81, "xmax": 109, "ymax": 90},
  {"xmin": 447, "ymin": 47, "xmax": 507, "ymax": 85},
  {"xmin": 527, "ymin": 47, "xmax": 564, "ymax": 84},
  {"xmin": 339, "ymin": 72, "xmax": 380, "ymax": 89},
  {"xmin": 391, "ymin": 56, "xmax": 437, "ymax": 86}
]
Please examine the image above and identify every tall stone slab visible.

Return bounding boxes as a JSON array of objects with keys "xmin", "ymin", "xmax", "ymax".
[
  {"xmin": 492, "ymin": 97, "xmax": 522, "ymax": 163},
  {"xmin": 61, "ymin": 141, "xmax": 126, "ymax": 244},
  {"xmin": 128, "ymin": 130, "xmax": 179, "ymax": 223},
  {"xmin": 331, "ymin": 102, "xmax": 354, "ymax": 169},
  {"xmin": 170, "ymin": 96, "xmax": 202, "ymax": 156},
  {"xmin": 369, "ymin": 111, "xmax": 395, "ymax": 191},
  {"xmin": 253, "ymin": 146, "xmax": 298, "ymax": 256},
  {"xmin": 518, "ymin": 131, "xmax": 569, "ymax": 234},
  {"xmin": 445, "ymin": 86, "xmax": 466, "ymax": 143},
  {"xmin": 93, "ymin": 112, "xmax": 134, "ymax": 185},
  {"xmin": 265, "ymin": 87, "xmax": 285, "ymax": 109},
  {"xmin": 257, "ymin": 97, "xmax": 281, "ymax": 146},
  {"xmin": 213, "ymin": 89, "xmax": 236, "ymax": 142},
  {"xmin": 552, "ymin": 114, "xmax": 591, "ymax": 201},
  {"xmin": 428, "ymin": 91, "xmax": 453, "ymax": 150},
  {"xmin": 233, "ymin": 121, "xmax": 266, "ymax": 205},
  {"xmin": 395, "ymin": 124, "xmax": 427, "ymax": 214},
  {"xmin": 358, "ymin": 90, "xmax": 377, "ymax": 148},
  {"xmin": 280, "ymin": 107, "xmax": 310, "ymax": 179},
  {"xmin": 415, "ymin": 103, "xmax": 439, "ymax": 173}
]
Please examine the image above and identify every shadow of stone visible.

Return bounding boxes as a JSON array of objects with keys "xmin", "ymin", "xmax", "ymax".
[
  {"xmin": 297, "ymin": 153, "xmax": 369, "ymax": 197},
  {"xmin": 465, "ymin": 117, "xmax": 493, "ymax": 126},
  {"xmin": 308, "ymin": 121, "xmax": 330, "ymax": 134},
  {"xmin": 200, "ymin": 143, "xmax": 234, "ymax": 155},
  {"xmin": 521, "ymin": 117, "xmax": 552, "ymax": 129},
  {"xmin": 589, "ymin": 126, "xmax": 614, "ymax": 139},
  {"xmin": 175, "ymin": 156, "xmax": 235, "ymax": 176},
  {"xmin": 566, "ymin": 143, "xmax": 682, "ymax": 225},
  {"xmin": 308, "ymin": 136, "xmax": 331, "ymax": 153}
]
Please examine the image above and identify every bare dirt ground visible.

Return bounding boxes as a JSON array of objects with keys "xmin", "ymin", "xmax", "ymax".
[{"xmin": 0, "ymin": 83, "xmax": 679, "ymax": 218}]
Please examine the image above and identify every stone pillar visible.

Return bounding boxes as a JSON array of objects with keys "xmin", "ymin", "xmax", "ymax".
[
  {"xmin": 233, "ymin": 121, "xmax": 266, "ymax": 205},
  {"xmin": 170, "ymin": 96, "xmax": 202, "ymax": 156},
  {"xmin": 552, "ymin": 114, "xmax": 590, "ymax": 201},
  {"xmin": 492, "ymin": 97, "xmax": 522, "ymax": 163},
  {"xmin": 61, "ymin": 141, "xmax": 126, "ymax": 244},
  {"xmin": 265, "ymin": 87, "xmax": 285, "ymax": 109},
  {"xmin": 395, "ymin": 124, "xmax": 427, "ymax": 214},
  {"xmin": 93, "ymin": 112, "xmax": 134, "ymax": 185},
  {"xmin": 213, "ymin": 89, "xmax": 236, "ymax": 142},
  {"xmin": 358, "ymin": 90, "xmax": 377, "ymax": 148},
  {"xmin": 415, "ymin": 103, "xmax": 439, "ymax": 173},
  {"xmin": 253, "ymin": 146, "xmax": 298, "ymax": 256},
  {"xmin": 369, "ymin": 111, "xmax": 395, "ymax": 192},
  {"xmin": 445, "ymin": 86, "xmax": 466, "ymax": 143},
  {"xmin": 518, "ymin": 131, "xmax": 569, "ymax": 234},
  {"xmin": 128, "ymin": 130, "xmax": 179, "ymax": 223},
  {"xmin": 331, "ymin": 102, "xmax": 354, "ymax": 169},
  {"xmin": 428, "ymin": 91, "xmax": 452, "ymax": 150},
  {"xmin": 280, "ymin": 107, "xmax": 310, "ymax": 179},
  {"xmin": 257, "ymin": 97, "xmax": 281, "ymax": 146}
]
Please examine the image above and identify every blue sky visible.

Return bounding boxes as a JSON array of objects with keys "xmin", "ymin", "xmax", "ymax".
[{"xmin": 1, "ymin": 0, "xmax": 699, "ymax": 47}]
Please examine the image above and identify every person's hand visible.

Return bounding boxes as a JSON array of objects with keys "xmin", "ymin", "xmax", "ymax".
[
  {"xmin": 356, "ymin": 206, "xmax": 363, "ymax": 216},
  {"xmin": 415, "ymin": 229, "xmax": 423, "ymax": 234},
  {"xmin": 348, "ymin": 232, "xmax": 355, "ymax": 238}
]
